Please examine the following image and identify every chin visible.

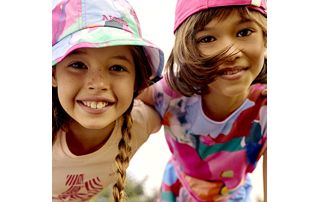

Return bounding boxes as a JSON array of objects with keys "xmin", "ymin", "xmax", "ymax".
[
  {"xmin": 220, "ymin": 85, "xmax": 250, "ymax": 97},
  {"xmin": 87, "ymin": 125, "xmax": 107, "ymax": 130},
  {"xmin": 79, "ymin": 121, "xmax": 112, "ymax": 130}
]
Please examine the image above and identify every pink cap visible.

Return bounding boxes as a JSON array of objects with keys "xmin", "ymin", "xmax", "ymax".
[{"xmin": 174, "ymin": 0, "xmax": 267, "ymax": 32}]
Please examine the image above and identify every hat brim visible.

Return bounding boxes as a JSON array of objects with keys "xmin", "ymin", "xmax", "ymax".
[{"xmin": 52, "ymin": 26, "xmax": 164, "ymax": 81}]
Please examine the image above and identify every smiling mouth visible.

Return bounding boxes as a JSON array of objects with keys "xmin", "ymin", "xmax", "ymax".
[
  {"xmin": 218, "ymin": 67, "xmax": 248, "ymax": 76},
  {"xmin": 81, "ymin": 101, "xmax": 109, "ymax": 109},
  {"xmin": 220, "ymin": 69, "xmax": 242, "ymax": 75}
]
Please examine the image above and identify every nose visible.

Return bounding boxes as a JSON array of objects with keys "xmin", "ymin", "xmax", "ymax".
[
  {"xmin": 224, "ymin": 42, "xmax": 242, "ymax": 62},
  {"xmin": 86, "ymin": 69, "xmax": 110, "ymax": 91}
]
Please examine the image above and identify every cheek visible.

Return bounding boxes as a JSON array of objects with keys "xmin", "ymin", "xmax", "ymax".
[
  {"xmin": 117, "ymin": 77, "xmax": 135, "ymax": 98},
  {"xmin": 248, "ymin": 43, "xmax": 265, "ymax": 66},
  {"xmin": 56, "ymin": 83, "xmax": 77, "ymax": 111},
  {"xmin": 255, "ymin": 50, "xmax": 266, "ymax": 68},
  {"xmin": 115, "ymin": 85, "xmax": 135, "ymax": 114},
  {"xmin": 56, "ymin": 87, "xmax": 70, "ymax": 109},
  {"xmin": 198, "ymin": 45, "xmax": 222, "ymax": 57}
]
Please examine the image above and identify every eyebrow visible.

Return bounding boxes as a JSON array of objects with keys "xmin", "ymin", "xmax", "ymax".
[
  {"xmin": 200, "ymin": 18, "xmax": 255, "ymax": 32},
  {"xmin": 68, "ymin": 49, "xmax": 85, "ymax": 55},
  {"xmin": 111, "ymin": 55, "xmax": 134, "ymax": 64},
  {"xmin": 238, "ymin": 17, "xmax": 254, "ymax": 24}
]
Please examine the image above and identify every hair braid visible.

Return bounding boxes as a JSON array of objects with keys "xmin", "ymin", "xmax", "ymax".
[
  {"xmin": 52, "ymin": 46, "xmax": 153, "ymax": 200},
  {"xmin": 111, "ymin": 46, "xmax": 154, "ymax": 201},
  {"xmin": 112, "ymin": 106, "xmax": 133, "ymax": 202}
]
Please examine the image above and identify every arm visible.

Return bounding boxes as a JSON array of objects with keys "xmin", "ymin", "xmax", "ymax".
[
  {"xmin": 137, "ymin": 85, "xmax": 156, "ymax": 108},
  {"xmin": 263, "ymin": 149, "xmax": 267, "ymax": 202},
  {"xmin": 136, "ymin": 86, "xmax": 162, "ymax": 135}
]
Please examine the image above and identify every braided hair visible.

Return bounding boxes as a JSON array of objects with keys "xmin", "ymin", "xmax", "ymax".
[
  {"xmin": 112, "ymin": 105, "xmax": 132, "ymax": 202},
  {"xmin": 111, "ymin": 46, "xmax": 153, "ymax": 201},
  {"xmin": 52, "ymin": 45, "xmax": 154, "ymax": 201}
]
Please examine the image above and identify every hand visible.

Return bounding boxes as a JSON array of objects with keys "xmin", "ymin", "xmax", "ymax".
[{"xmin": 261, "ymin": 89, "xmax": 267, "ymax": 96}]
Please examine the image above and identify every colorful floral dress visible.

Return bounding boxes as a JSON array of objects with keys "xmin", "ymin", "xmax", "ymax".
[{"xmin": 154, "ymin": 79, "xmax": 267, "ymax": 202}]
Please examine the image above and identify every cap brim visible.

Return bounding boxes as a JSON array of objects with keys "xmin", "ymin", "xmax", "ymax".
[{"xmin": 52, "ymin": 26, "xmax": 164, "ymax": 80}]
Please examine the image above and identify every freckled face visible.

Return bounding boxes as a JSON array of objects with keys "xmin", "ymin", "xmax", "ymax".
[
  {"xmin": 52, "ymin": 46, "xmax": 136, "ymax": 130},
  {"xmin": 195, "ymin": 11, "xmax": 266, "ymax": 98}
]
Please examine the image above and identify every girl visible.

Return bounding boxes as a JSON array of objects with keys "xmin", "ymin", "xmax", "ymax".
[
  {"xmin": 140, "ymin": 0, "xmax": 267, "ymax": 201},
  {"xmin": 52, "ymin": 0, "xmax": 164, "ymax": 201}
]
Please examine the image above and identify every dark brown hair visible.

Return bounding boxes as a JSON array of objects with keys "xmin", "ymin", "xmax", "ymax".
[
  {"xmin": 166, "ymin": 6, "xmax": 267, "ymax": 96},
  {"xmin": 52, "ymin": 46, "xmax": 153, "ymax": 202}
]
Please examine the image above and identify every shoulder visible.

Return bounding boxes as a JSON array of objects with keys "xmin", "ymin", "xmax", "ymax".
[
  {"xmin": 129, "ymin": 100, "xmax": 161, "ymax": 152},
  {"xmin": 248, "ymin": 83, "xmax": 267, "ymax": 105},
  {"xmin": 52, "ymin": 129, "xmax": 65, "ymax": 154},
  {"xmin": 154, "ymin": 77, "xmax": 183, "ymax": 98},
  {"xmin": 132, "ymin": 99, "xmax": 160, "ymax": 126},
  {"xmin": 247, "ymin": 84, "xmax": 267, "ymax": 133},
  {"xmin": 130, "ymin": 99, "xmax": 161, "ymax": 138}
]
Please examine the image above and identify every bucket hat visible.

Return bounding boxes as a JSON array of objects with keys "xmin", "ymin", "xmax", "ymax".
[
  {"xmin": 52, "ymin": 0, "xmax": 164, "ymax": 83},
  {"xmin": 174, "ymin": 0, "xmax": 267, "ymax": 32}
]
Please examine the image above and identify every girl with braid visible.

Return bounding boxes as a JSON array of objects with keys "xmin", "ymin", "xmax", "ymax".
[{"xmin": 52, "ymin": 0, "xmax": 164, "ymax": 201}]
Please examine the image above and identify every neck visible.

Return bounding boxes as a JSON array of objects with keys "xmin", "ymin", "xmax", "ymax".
[
  {"xmin": 65, "ymin": 120, "xmax": 116, "ymax": 155},
  {"xmin": 202, "ymin": 90, "xmax": 248, "ymax": 121}
]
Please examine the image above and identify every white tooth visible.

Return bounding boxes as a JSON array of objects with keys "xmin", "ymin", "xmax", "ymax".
[
  {"xmin": 83, "ymin": 101, "xmax": 90, "ymax": 107},
  {"xmin": 97, "ymin": 102, "xmax": 104, "ymax": 109},
  {"xmin": 90, "ymin": 102, "xmax": 97, "ymax": 109},
  {"xmin": 225, "ymin": 69, "xmax": 240, "ymax": 75}
]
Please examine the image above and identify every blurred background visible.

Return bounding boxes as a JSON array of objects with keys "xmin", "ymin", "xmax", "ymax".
[{"xmin": 126, "ymin": 0, "xmax": 264, "ymax": 201}]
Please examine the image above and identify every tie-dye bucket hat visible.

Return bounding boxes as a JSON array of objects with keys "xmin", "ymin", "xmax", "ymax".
[
  {"xmin": 52, "ymin": 0, "xmax": 164, "ymax": 82},
  {"xmin": 174, "ymin": 0, "xmax": 267, "ymax": 32}
]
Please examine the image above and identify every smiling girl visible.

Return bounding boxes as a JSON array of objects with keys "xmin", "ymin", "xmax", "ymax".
[
  {"xmin": 52, "ymin": 0, "xmax": 164, "ymax": 201},
  {"xmin": 139, "ymin": 0, "xmax": 267, "ymax": 201}
]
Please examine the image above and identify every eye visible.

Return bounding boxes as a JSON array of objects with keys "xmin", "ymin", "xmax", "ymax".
[
  {"xmin": 68, "ymin": 61, "xmax": 87, "ymax": 69},
  {"xmin": 237, "ymin": 29, "xmax": 253, "ymax": 37},
  {"xmin": 110, "ymin": 65, "xmax": 127, "ymax": 72},
  {"xmin": 197, "ymin": 35, "xmax": 216, "ymax": 43}
]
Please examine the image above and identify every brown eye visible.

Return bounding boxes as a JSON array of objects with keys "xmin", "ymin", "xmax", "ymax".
[
  {"xmin": 110, "ymin": 65, "xmax": 127, "ymax": 72},
  {"xmin": 198, "ymin": 36, "xmax": 216, "ymax": 43},
  {"xmin": 199, "ymin": 36, "xmax": 216, "ymax": 43},
  {"xmin": 237, "ymin": 29, "xmax": 253, "ymax": 37},
  {"xmin": 68, "ymin": 62, "xmax": 87, "ymax": 69}
]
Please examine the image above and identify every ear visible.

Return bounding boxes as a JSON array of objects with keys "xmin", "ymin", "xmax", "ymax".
[{"xmin": 52, "ymin": 68, "xmax": 58, "ymax": 87}]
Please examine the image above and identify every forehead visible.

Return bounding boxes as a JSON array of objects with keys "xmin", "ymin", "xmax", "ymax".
[
  {"xmin": 67, "ymin": 46, "xmax": 135, "ymax": 63},
  {"xmin": 191, "ymin": 8, "xmax": 266, "ymax": 38},
  {"xmin": 71, "ymin": 46, "xmax": 132, "ymax": 56},
  {"xmin": 193, "ymin": 7, "xmax": 256, "ymax": 29}
]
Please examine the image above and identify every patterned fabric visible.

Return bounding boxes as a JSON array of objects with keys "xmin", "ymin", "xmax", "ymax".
[
  {"xmin": 158, "ymin": 160, "xmax": 253, "ymax": 202},
  {"xmin": 52, "ymin": 100, "xmax": 161, "ymax": 202},
  {"xmin": 154, "ymin": 79, "xmax": 267, "ymax": 202},
  {"xmin": 52, "ymin": 0, "xmax": 164, "ymax": 83}
]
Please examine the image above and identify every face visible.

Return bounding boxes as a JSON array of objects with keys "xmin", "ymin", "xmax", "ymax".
[
  {"xmin": 52, "ymin": 46, "xmax": 136, "ymax": 130},
  {"xmin": 195, "ymin": 10, "xmax": 266, "ymax": 98}
]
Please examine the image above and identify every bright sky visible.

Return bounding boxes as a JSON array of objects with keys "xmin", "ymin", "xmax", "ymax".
[
  {"xmin": 129, "ymin": 0, "xmax": 176, "ymax": 61},
  {"xmin": 126, "ymin": 0, "xmax": 175, "ymax": 195}
]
